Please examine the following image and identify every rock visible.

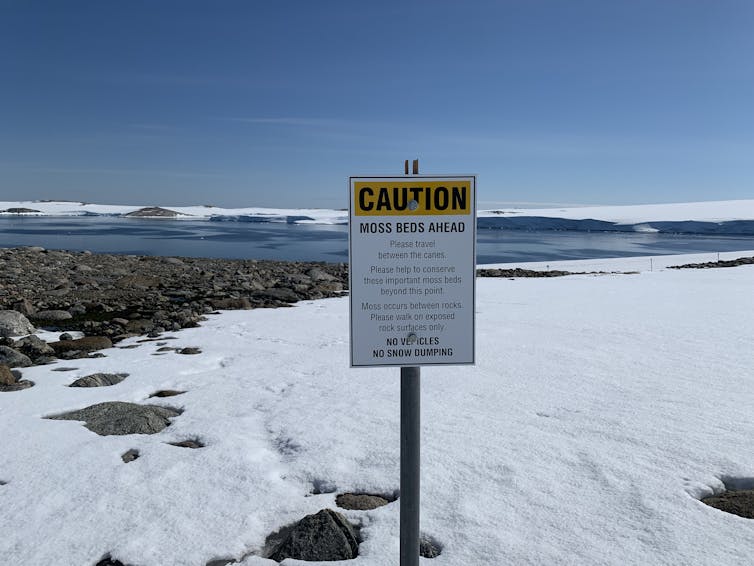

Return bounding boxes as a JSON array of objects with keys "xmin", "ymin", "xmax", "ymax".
[
  {"xmin": 121, "ymin": 449, "xmax": 139, "ymax": 463},
  {"xmin": 0, "ymin": 364, "xmax": 34, "ymax": 391},
  {"xmin": 254, "ymin": 287, "xmax": 300, "ymax": 303},
  {"xmin": 0, "ymin": 310, "xmax": 35, "ymax": 337},
  {"xmin": 46, "ymin": 402, "xmax": 181, "ymax": 435},
  {"xmin": 0, "ymin": 364, "xmax": 15, "ymax": 385},
  {"xmin": 169, "ymin": 438, "xmax": 204, "ymax": 448},
  {"xmin": 210, "ymin": 297, "xmax": 252, "ymax": 310},
  {"xmin": 50, "ymin": 336, "xmax": 112, "ymax": 354},
  {"xmin": 68, "ymin": 303, "xmax": 87, "ymax": 316},
  {"xmin": 420, "ymin": 535, "xmax": 442, "ymax": 558},
  {"xmin": 32, "ymin": 309, "xmax": 73, "ymax": 321},
  {"xmin": 149, "ymin": 389, "xmax": 185, "ymax": 397},
  {"xmin": 124, "ymin": 206, "xmax": 186, "ymax": 218},
  {"xmin": 115, "ymin": 275, "xmax": 161, "ymax": 289},
  {"xmin": 268, "ymin": 508, "xmax": 359, "ymax": 562},
  {"xmin": 307, "ymin": 267, "xmax": 338, "ymax": 282},
  {"xmin": 14, "ymin": 335, "xmax": 55, "ymax": 358},
  {"xmin": 11, "ymin": 299, "xmax": 36, "ymax": 316},
  {"xmin": 177, "ymin": 347, "xmax": 201, "ymax": 355},
  {"xmin": 335, "ymin": 493, "xmax": 390, "ymax": 511},
  {"xmin": 69, "ymin": 372, "xmax": 129, "ymax": 387},
  {"xmin": 0, "ymin": 346, "xmax": 33, "ymax": 368},
  {"xmin": 702, "ymin": 489, "xmax": 754, "ymax": 519},
  {"xmin": 59, "ymin": 332, "xmax": 73, "ymax": 341}
]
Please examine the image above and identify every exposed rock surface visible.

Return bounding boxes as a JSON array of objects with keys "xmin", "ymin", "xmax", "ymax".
[
  {"xmin": 0, "ymin": 345, "xmax": 32, "ymax": 368},
  {"xmin": 335, "ymin": 493, "xmax": 390, "ymax": 511},
  {"xmin": 702, "ymin": 489, "xmax": 754, "ymax": 519},
  {"xmin": 0, "ymin": 363, "xmax": 34, "ymax": 392},
  {"xmin": 268, "ymin": 508, "xmax": 359, "ymax": 562},
  {"xmin": 477, "ymin": 267, "xmax": 576, "ymax": 278},
  {"xmin": 68, "ymin": 372, "xmax": 128, "ymax": 387},
  {"xmin": 669, "ymin": 256, "xmax": 754, "ymax": 269},
  {"xmin": 0, "ymin": 310, "xmax": 34, "ymax": 337},
  {"xmin": 0, "ymin": 363, "xmax": 15, "ymax": 385},
  {"xmin": 46, "ymin": 402, "xmax": 181, "ymax": 435},
  {"xmin": 124, "ymin": 206, "xmax": 187, "ymax": 218},
  {"xmin": 50, "ymin": 336, "xmax": 113, "ymax": 354},
  {"xmin": 0, "ymin": 248, "xmax": 348, "ymax": 367}
]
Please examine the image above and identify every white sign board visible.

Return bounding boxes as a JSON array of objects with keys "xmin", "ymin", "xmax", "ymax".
[{"xmin": 349, "ymin": 175, "xmax": 476, "ymax": 367}]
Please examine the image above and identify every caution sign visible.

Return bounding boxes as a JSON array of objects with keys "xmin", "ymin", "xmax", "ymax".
[{"xmin": 349, "ymin": 176, "xmax": 476, "ymax": 367}]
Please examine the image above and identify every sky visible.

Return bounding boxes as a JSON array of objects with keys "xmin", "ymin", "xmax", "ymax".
[{"xmin": 1, "ymin": 0, "xmax": 752, "ymax": 209}]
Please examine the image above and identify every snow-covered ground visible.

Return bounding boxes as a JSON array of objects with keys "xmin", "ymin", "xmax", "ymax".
[
  {"xmin": 1, "ymin": 251, "xmax": 754, "ymax": 565},
  {"xmin": 3, "ymin": 199, "xmax": 754, "ymax": 230}
]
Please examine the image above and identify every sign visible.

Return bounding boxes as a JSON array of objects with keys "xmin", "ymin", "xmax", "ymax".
[{"xmin": 349, "ymin": 175, "xmax": 476, "ymax": 367}]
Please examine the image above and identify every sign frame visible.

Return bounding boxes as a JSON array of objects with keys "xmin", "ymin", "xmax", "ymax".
[{"xmin": 348, "ymin": 174, "xmax": 476, "ymax": 368}]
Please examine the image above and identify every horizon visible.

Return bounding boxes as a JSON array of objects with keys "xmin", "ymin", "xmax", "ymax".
[{"xmin": 2, "ymin": 1, "xmax": 752, "ymax": 208}]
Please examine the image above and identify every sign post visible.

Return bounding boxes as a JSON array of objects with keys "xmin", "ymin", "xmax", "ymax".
[{"xmin": 349, "ymin": 162, "xmax": 476, "ymax": 565}]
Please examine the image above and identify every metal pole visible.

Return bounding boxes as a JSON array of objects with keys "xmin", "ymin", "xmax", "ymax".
[
  {"xmin": 401, "ymin": 158, "xmax": 421, "ymax": 566},
  {"xmin": 400, "ymin": 365, "xmax": 420, "ymax": 566}
]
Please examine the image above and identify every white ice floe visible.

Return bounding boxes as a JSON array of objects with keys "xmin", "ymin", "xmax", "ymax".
[{"xmin": 1, "ymin": 252, "xmax": 754, "ymax": 565}]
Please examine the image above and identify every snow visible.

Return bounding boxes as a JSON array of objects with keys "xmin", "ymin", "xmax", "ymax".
[
  {"xmin": 478, "ymin": 199, "xmax": 754, "ymax": 224},
  {"xmin": 3, "ymin": 199, "xmax": 754, "ymax": 227},
  {"xmin": 1, "ymin": 250, "xmax": 753, "ymax": 564}
]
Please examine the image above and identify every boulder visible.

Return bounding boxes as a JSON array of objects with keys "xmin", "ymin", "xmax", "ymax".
[
  {"xmin": 0, "ymin": 346, "xmax": 33, "ymax": 368},
  {"xmin": 0, "ymin": 310, "xmax": 34, "ymax": 337},
  {"xmin": 0, "ymin": 364, "xmax": 15, "ymax": 386},
  {"xmin": 268, "ymin": 508, "xmax": 359, "ymax": 562},
  {"xmin": 14, "ymin": 335, "xmax": 55, "ymax": 358},
  {"xmin": 50, "ymin": 336, "xmax": 112, "ymax": 354},
  {"xmin": 46, "ymin": 402, "xmax": 181, "ymax": 435},
  {"xmin": 0, "ymin": 363, "xmax": 34, "ymax": 392},
  {"xmin": 32, "ymin": 309, "xmax": 73, "ymax": 321},
  {"xmin": 11, "ymin": 299, "xmax": 36, "ymax": 316},
  {"xmin": 69, "ymin": 372, "xmax": 128, "ymax": 387},
  {"xmin": 335, "ymin": 493, "xmax": 390, "ymax": 511}
]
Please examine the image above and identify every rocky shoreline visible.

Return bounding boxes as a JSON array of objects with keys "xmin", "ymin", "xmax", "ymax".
[
  {"xmin": 0, "ymin": 245, "xmax": 347, "ymax": 340},
  {"xmin": 0, "ymin": 246, "xmax": 348, "ymax": 378}
]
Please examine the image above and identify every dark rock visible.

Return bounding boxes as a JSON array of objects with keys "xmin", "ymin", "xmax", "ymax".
[
  {"xmin": 177, "ymin": 347, "xmax": 201, "ymax": 355},
  {"xmin": 0, "ymin": 365, "xmax": 34, "ymax": 392},
  {"xmin": 11, "ymin": 298, "xmax": 36, "ymax": 316},
  {"xmin": 254, "ymin": 287, "xmax": 300, "ymax": 303},
  {"xmin": 0, "ymin": 363, "xmax": 15, "ymax": 385},
  {"xmin": 0, "ymin": 310, "xmax": 34, "ymax": 337},
  {"xmin": 50, "ymin": 336, "xmax": 112, "ymax": 354},
  {"xmin": 268, "ymin": 508, "xmax": 359, "ymax": 562},
  {"xmin": 149, "ymin": 390, "xmax": 185, "ymax": 398},
  {"xmin": 124, "ymin": 206, "xmax": 186, "ymax": 218},
  {"xmin": 0, "ymin": 346, "xmax": 33, "ymax": 367},
  {"xmin": 14, "ymin": 335, "xmax": 55, "ymax": 358},
  {"xmin": 210, "ymin": 297, "xmax": 252, "ymax": 310},
  {"xmin": 702, "ymin": 489, "xmax": 754, "ymax": 519},
  {"xmin": 46, "ymin": 402, "xmax": 182, "ymax": 435},
  {"xmin": 95, "ymin": 555, "xmax": 127, "ymax": 566},
  {"xmin": 115, "ymin": 275, "xmax": 161, "ymax": 289},
  {"xmin": 2, "ymin": 207, "xmax": 41, "ymax": 214},
  {"xmin": 121, "ymin": 449, "xmax": 139, "ymax": 463},
  {"xmin": 335, "ymin": 493, "xmax": 390, "ymax": 511},
  {"xmin": 169, "ymin": 438, "xmax": 204, "ymax": 448},
  {"xmin": 32, "ymin": 309, "xmax": 73, "ymax": 321},
  {"xmin": 59, "ymin": 333, "xmax": 73, "ymax": 341},
  {"xmin": 670, "ymin": 256, "xmax": 754, "ymax": 270},
  {"xmin": 69, "ymin": 372, "xmax": 129, "ymax": 387},
  {"xmin": 420, "ymin": 535, "xmax": 442, "ymax": 558}
]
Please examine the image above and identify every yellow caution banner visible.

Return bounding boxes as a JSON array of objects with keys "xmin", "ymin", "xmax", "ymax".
[{"xmin": 353, "ymin": 181, "xmax": 472, "ymax": 216}]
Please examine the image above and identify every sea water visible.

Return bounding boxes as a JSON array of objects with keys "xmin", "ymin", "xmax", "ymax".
[{"xmin": 1, "ymin": 216, "xmax": 753, "ymax": 264}]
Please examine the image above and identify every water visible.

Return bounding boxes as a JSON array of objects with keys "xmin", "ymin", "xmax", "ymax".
[{"xmin": 1, "ymin": 216, "xmax": 753, "ymax": 264}]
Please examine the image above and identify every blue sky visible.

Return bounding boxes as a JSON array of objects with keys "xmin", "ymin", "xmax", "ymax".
[{"xmin": 1, "ymin": 0, "xmax": 752, "ymax": 209}]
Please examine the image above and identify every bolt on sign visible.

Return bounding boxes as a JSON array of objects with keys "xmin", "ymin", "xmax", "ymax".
[{"xmin": 349, "ymin": 176, "xmax": 476, "ymax": 367}]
